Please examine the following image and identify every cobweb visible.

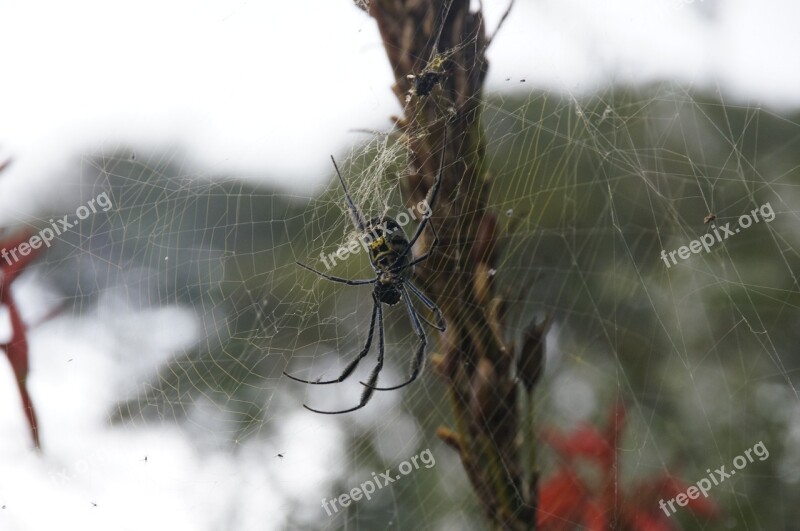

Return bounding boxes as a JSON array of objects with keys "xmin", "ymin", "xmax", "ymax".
[{"xmin": 4, "ymin": 27, "xmax": 800, "ymax": 531}]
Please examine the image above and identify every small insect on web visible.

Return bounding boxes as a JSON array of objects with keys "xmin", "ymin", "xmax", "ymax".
[
  {"xmin": 404, "ymin": 7, "xmax": 460, "ymax": 102},
  {"xmin": 406, "ymin": 53, "xmax": 449, "ymax": 101},
  {"xmin": 408, "ymin": 67, "xmax": 445, "ymax": 99},
  {"xmin": 284, "ymin": 131, "xmax": 448, "ymax": 414}
]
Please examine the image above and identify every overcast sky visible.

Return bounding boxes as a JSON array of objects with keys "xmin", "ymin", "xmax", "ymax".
[{"xmin": 0, "ymin": 0, "xmax": 798, "ymax": 204}]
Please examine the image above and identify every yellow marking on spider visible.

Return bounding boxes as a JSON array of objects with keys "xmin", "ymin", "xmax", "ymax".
[
  {"xmin": 370, "ymin": 237, "xmax": 385, "ymax": 250},
  {"xmin": 427, "ymin": 54, "xmax": 445, "ymax": 71}
]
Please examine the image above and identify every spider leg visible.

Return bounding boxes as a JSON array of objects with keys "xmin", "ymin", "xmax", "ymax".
[
  {"xmin": 390, "ymin": 220, "xmax": 446, "ymax": 331},
  {"xmin": 404, "ymin": 281, "xmax": 446, "ymax": 331},
  {"xmin": 284, "ymin": 298, "xmax": 378, "ymax": 385},
  {"xmin": 392, "ymin": 219, "xmax": 439, "ymax": 273},
  {"xmin": 331, "ymin": 156, "xmax": 367, "ymax": 233},
  {"xmin": 361, "ymin": 286, "xmax": 426, "ymax": 392},
  {"xmin": 417, "ymin": 313, "xmax": 443, "ymax": 332},
  {"xmin": 402, "ymin": 129, "xmax": 447, "ymax": 253},
  {"xmin": 296, "ymin": 261, "xmax": 376, "ymax": 286},
  {"xmin": 304, "ymin": 301, "xmax": 385, "ymax": 414},
  {"xmin": 403, "ymin": 280, "xmax": 447, "ymax": 332}
]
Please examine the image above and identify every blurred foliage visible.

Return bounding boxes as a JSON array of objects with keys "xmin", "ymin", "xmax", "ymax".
[{"xmin": 38, "ymin": 85, "xmax": 800, "ymax": 529}]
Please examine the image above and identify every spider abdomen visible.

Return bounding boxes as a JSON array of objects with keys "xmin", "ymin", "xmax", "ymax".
[{"xmin": 375, "ymin": 281, "xmax": 402, "ymax": 305}]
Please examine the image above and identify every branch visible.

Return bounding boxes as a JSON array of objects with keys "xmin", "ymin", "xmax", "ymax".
[{"xmin": 365, "ymin": 1, "xmax": 537, "ymax": 528}]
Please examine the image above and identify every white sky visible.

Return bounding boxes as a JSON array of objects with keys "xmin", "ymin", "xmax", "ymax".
[
  {"xmin": 0, "ymin": 0, "xmax": 798, "ymax": 200},
  {"xmin": 1, "ymin": 0, "xmax": 799, "ymax": 529}
]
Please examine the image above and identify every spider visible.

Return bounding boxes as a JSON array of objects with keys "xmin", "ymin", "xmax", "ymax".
[
  {"xmin": 406, "ymin": 54, "xmax": 449, "ymax": 100},
  {"xmin": 284, "ymin": 136, "xmax": 447, "ymax": 415},
  {"xmin": 407, "ymin": 70, "xmax": 443, "ymax": 98}
]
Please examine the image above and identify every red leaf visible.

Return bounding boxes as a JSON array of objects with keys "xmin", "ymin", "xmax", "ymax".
[
  {"xmin": 0, "ymin": 230, "xmax": 44, "ymax": 449},
  {"xmin": 582, "ymin": 500, "xmax": 607, "ymax": 531},
  {"xmin": 542, "ymin": 424, "xmax": 615, "ymax": 471},
  {"xmin": 627, "ymin": 511, "xmax": 674, "ymax": 531},
  {"xmin": 630, "ymin": 474, "xmax": 721, "ymax": 520},
  {"xmin": 0, "ymin": 231, "xmax": 44, "ymax": 291},
  {"xmin": 538, "ymin": 400, "xmax": 719, "ymax": 530},
  {"xmin": 1, "ymin": 291, "xmax": 40, "ymax": 448},
  {"xmin": 538, "ymin": 468, "xmax": 590, "ymax": 530}
]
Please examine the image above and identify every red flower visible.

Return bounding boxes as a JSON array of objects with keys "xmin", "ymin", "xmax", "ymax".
[{"xmin": 538, "ymin": 400, "xmax": 720, "ymax": 530}]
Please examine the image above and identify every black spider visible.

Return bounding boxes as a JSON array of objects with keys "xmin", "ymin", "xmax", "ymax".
[
  {"xmin": 284, "ymin": 136, "xmax": 447, "ymax": 414},
  {"xmin": 414, "ymin": 71, "xmax": 442, "ymax": 97}
]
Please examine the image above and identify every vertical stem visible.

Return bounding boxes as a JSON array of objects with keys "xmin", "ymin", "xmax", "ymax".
[{"xmin": 365, "ymin": 1, "xmax": 537, "ymax": 528}]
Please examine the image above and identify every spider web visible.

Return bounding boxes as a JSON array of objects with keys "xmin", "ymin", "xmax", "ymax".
[{"xmin": 2, "ymin": 5, "xmax": 800, "ymax": 531}]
